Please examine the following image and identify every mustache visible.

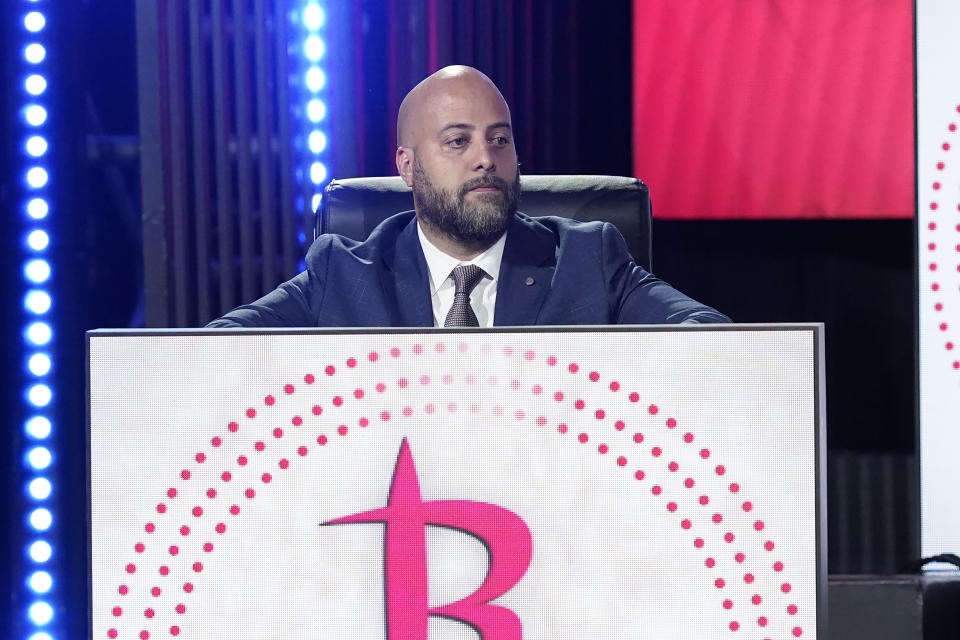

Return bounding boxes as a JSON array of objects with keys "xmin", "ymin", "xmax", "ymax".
[{"xmin": 459, "ymin": 175, "xmax": 510, "ymax": 197}]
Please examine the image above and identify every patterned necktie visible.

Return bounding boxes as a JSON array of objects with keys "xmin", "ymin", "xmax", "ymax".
[{"xmin": 443, "ymin": 264, "xmax": 486, "ymax": 327}]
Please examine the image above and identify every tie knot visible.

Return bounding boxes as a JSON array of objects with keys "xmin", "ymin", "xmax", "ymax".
[{"xmin": 450, "ymin": 264, "xmax": 485, "ymax": 296}]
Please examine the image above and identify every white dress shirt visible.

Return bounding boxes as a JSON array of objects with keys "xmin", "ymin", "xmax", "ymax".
[{"xmin": 416, "ymin": 223, "xmax": 506, "ymax": 327}]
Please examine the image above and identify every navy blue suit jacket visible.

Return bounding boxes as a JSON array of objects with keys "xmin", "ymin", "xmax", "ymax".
[{"xmin": 207, "ymin": 211, "xmax": 730, "ymax": 327}]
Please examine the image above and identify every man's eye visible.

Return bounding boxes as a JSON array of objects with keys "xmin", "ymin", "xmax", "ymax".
[
  {"xmin": 448, "ymin": 136, "xmax": 468, "ymax": 148},
  {"xmin": 490, "ymin": 136, "xmax": 510, "ymax": 146}
]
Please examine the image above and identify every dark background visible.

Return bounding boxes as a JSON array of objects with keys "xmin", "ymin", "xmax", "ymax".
[{"xmin": 2, "ymin": 1, "xmax": 914, "ymax": 637}]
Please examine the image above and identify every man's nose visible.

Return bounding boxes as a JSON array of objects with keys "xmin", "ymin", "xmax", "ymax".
[{"xmin": 473, "ymin": 143, "xmax": 495, "ymax": 173}]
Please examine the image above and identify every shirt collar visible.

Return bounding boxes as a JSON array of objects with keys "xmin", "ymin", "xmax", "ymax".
[{"xmin": 416, "ymin": 221, "xmax": 507, "ymax": 296}]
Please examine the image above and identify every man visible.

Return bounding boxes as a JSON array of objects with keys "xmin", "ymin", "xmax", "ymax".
[{"xmin": 208, "ymin": 65, "xmax": 729, "ymax": 328}]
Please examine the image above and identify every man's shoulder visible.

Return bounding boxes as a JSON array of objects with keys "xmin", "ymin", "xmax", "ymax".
[{"xmin": 306, "ymin": 210, "xmax": 417, "ymax": 264}]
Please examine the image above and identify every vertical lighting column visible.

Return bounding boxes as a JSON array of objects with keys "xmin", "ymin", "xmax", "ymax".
[
  {"xmin": 17, "ymin": 2, "xmax": 57, "ymax": 640},
  {"xmin": 300, "ymin": 2, "xmax": 329, "ymax": 241}
]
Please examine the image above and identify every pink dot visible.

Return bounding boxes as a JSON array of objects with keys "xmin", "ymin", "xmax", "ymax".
[
  {"xmin": 412, "ymin": 344, "xmax": 423, "ymax": 355},
  {"xmin": 706, "ymin": 557, "xmax": 716, "ymax": 568},
  {"xmin": 716, "ymin": 465, "xmax": 726, "ymax": 475},
  {"xmin": 169, "ymin": 545, "xmax": 179, "ymax": 556},
  {"xmin": 112, "ymin": 606, "xmax": 122, "ymax": 616},
  {"xmin": 167, "ymin": 488, "xmax": 177, "ymax": 499},
  {"xmin": 176, "ymin": 603, "xmax": 186, "ymax": 613},
  {"xmin": 337, "ymin": 425, "xmax": 348, "ymax": 436},
  {"xmin": 683, "ymin": 432, "xmax": 693, "ymax": 443},
  {"xmin": 547, "ymin": 356, "xmax": 557, "ymax": 366},
  {"xmin": 713, "ymin": 513, "xmax": 723, "ymax": 523},
  {"xmin": 944, "ymin": 143, "xmax": 951, "ymax": 151},
  {"xmin": 325, "ymin": 365, "xmax": 336, "ymax": 375},
  {"xmin": 744, "ymin": 573, "xmax": 755, "ymax": 583},
  {"xmin": 941, "ymin": 323, "xmax": 949, "ymax": 330},
  {"xmin": 652, "ymin": 485, "xmax": 662, "ymax": 495},
  {"xmin": 578, "ymin": 433, "xmax": 589, "ymax": 443},
  {"xmin": 699, "ymin": 495, "xmax": 709, "ymax": 505},
  {"xmin": 735, "ymin": 553, "xmax": 745, "ymax": 563},
  {"xmin": 743, "ymin": 501, "xmax": 753, "ymax": 512},
  {"xmin": 752, "ymin": 594, "xmax": 761, "ymax": 605},
  {"xmin": 765, "ymin": 540, "xmax": 775, "ymax": 551},
  {"xmin": 938, "ymin": 162, "xmax": 946, "ymax": 170},
  {"xmin": 595, "ymin": 409, "xmax": 605, "ymax": 419},
  {"xmin": 666, "ymin": 418, "xmax": 677, "ymax": 428},
  {"xmin": 159, "ymin": 566, "xmax": 169, "ymax": 575},
  {"xmin": 192, "ymin": 562, "xmax": 203, "ymax": 573},
  {"xmin": 140, "ymin": 631, "xmax": 149, "ymax": 639},
  {"xmin": 157, "ymin": 503, "xmax": 166, "ymax": 513},
  {"xmin": 681, "ymin": 519, "xmax": 691, "ymax": 529},
  {"xmin": 524, "ymin": 350, "xmax": 535, "ymax": 361},
  {"xmin": 558, "ymin": 423, "xmax": 569, "ymax": 434},
  {"xmin": 615, "ymin": 420, "xmax": 625, "ymax": 430},
  {"xmin": 272, "ymin": 428, "xmax": 283, "ymax": 439},
  {"xmin": 715, "ymin": 578, "xmax": 725, "ymax": 588},
  {"xmin": 180, "ymin": 525, "xmax": 191, "ymax": 535},
  {"xmin": 211, "ymin": 436, "xmax": 222, "ymax": 447},
  {"xmin": 700, "ymin": 448, "xmax": 710, "ymax": 459},
  {"xmin": 774, "ymin": 561, "xmax": 784, "ymax": 571},
  {"xmin": 610, "ymin": 381, "xmax": 620, "ymax": 391},
  {"xmin": 782, "ymin": 582, "xmax": 792, "ymax": 593},
  {"xmin": 502, "ymin": 346, "xmax": 512, "ymax": 356},
  {"xmin": 425, "ymin": 403, "xmax": 435, "ymax": 414},
  {"xmin": 629, "ymin": 392, "xmax": 640, "ymax": 403},
  {"xmin": 264, "ymin": 395, "xmax": 275, "ymax": 406},
  {"xmin": 754, "ymin": 520, "xmax": 765, "ymax": 531},
  {"xmin": 403, "ymin": 407, "xmax": 413, "ymax": 417},
  {"xmin": 304, "ymin": 373, "xmax": 315, "ymax": 384},
  {"xmin": 723, "ymin": 599, "xmax": 733, "ymax": 610},
  {"xmin": 292, "ymin": 416, "xmax": 303, "ymax": 427},
  {"xmin": 390, "ymin": 347, "xmax": 401, "ymax": 358},
  {"xmin": 262, "ymin": 473, "xmax": 272, "ymax": 484},
  {"xmin": 725, "ymin": 532, "xmax": 735, "ymax": 543},
  {"xmin": 170, "ymin": 627, "xmax": 180, "ymax": 637},
  {"xmin": 553, "ymin": 391, "xmax": 564, "ymax": 401},
  {"xmin": 668, "ymin": 461, "xmax": 679, "ymax": 472},
  {"xmin": 381, "ymin": 411, "xmax": 392, "ymax": 421},
  {"xmin": 633, "ymin": 432, "xmax": 644, "ymax": 443},
  {"xmin": 568, "ymin": 363, "xmax": 579, "ymax": 373},
  {"xmin": 358, "ymin": 417, "xmax": 370, "ymax": 427},
  {"xmin": 648, "ymin": 404, "xmax": 658, "ymax": 415},
  {"xmin": 145, "ymin": 608, "xmax": 155, "ymax": 618},
  {"xmin": 793, "ymin": 627, "xmax": 803, "ymax": 637},
  {"xmin": 180, "ymin": 470, "xmax": 190, "ymax": 480},
  {"xmin": 246, "ymin": 407, "xmax": 257, "ymax": 418},
  {"xmin": 788, "ymin": 604, "xmax": 798, "ymax": 615},
  {"xmin": 758, "ymin": 616, "xmax": 768, "ymax": 627},
  {"xmin": 228, "ymin": 421, "xmax": 238, "ymax": 432},
  {"xmin": 598, "ymin": 444, "xmax": 609, "ymax": 454},
  {"xmin": 634, "ymin": 469, "xmax": 645, "ymax": 480},
  {"xmin": 934, "ymin": 183, "xmax": 942, "ymax": 190},
  {"xmin": 730, "ymin": 621, "xmax": 739, "ymax": 632},
  {"xmin": 346, "ymin": 357, "xmax": 357, "ymax": 368},
  {"xmin": 203, "ymin": 542, "xmax": 213, "ymax": 552},
  {"xmin": 255, "ymin": 441, "xmax": 266, "ymax": 452},
  {"xmin": 951, "ymin": 123, "xmax": 958, "ymax": 132},
  {"xmin": 931, "ymin": 203, "xmax": 939, "ymax": 211},
  {"xmin": 332, "ymin": 396, "xmax": 343, "ymax": 406},
  {"xmin": 694, "ymin": 537, "xmax": 704, "ymax": 548},
  {"xmin": 119, "ymin": 585, "xmax": 129, "ymax": 595},
  {"xmin": 684, "ymin": 477, "xmax": 695, "ymax": 488},
  {"xmin": 216, "ymin": 523, "xmax": 226, "ymax": 533},
  {"xmin": 651, "ymin": 446, "xmax": 662, "ymax": 457},
  {"xmin": 589, "ymin": 371, "xmax": 600, "ymax": 381},
  {"xmin": 196, "ymin": 452, "xmax": 206, "ymax": 463},
  {"xmin": 245, "ymin": 488, "xmax": 255, "ymax": 498},
  {"xmin": 729, "ymin": 482, "xmax": 739, "ymax": 493},
  {"xmin": 284, "ymin": 384, "xmax": 295, "ymax": 395},
  {"xmin": 312, "ymin": 405, "xmax": 322, "ymax": 415},
  {"xmin": 536, "ymin": 416, "xmax": 547, "ymax": 426},
  {"xmin": 108, "ymin": 629, "xmax": 118, "ymax": 638},
  {"xmin": 667, "ymin": 502, "xmax": 677, "ymax": 512},
  {"xmin": 221, "ymin": 471, "xmax": 232, "ymax": 482},
  {"xmin": 532, "ymin": 384, "xmax": 543, "ymax": 395},
  {"xmin": 354, "ymin": 388, "xmax": 364, "ymax": 399},
  {"xmin": 368, "ymin": 351, "xmax": 378, "ymax": 362},
  {"xmin": 420, "ymin": 375, "xmax": 431, "ymax": 386},
  {"xmin": 575, "ymin": 399, "xmax": 585, "ymax": 410}
]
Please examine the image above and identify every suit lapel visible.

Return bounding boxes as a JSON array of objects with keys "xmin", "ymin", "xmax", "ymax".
[
  {"xmin": 380, "ymin": 215, "xmax": 435, "ymax": 327},
  {"xmin": 494, "ymin": 214, "xmax": 557, "ymax": 326}
]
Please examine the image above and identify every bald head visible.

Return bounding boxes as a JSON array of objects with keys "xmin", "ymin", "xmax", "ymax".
[{"xmin": 397, "ymin": 65, "xmax": 511, "ymax": 148}]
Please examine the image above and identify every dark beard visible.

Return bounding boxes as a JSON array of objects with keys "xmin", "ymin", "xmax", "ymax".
[{"xmin": 412, "ymin": 156, "xmax": 521, "ymax": 249}]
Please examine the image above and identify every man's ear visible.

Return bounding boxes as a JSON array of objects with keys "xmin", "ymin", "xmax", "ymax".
[{"xmin": 396, "ymin": 146, "xmax": 414, "ymax": 187}]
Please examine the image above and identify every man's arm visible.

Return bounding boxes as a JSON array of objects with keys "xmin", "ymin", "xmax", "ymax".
[
  {"xmin": 600, "ymin": 223, "xmax": 731, "ymax": 324},
  {"xmin": 205, "ymin": 270, "xmax": 319, "ymax": 327}
]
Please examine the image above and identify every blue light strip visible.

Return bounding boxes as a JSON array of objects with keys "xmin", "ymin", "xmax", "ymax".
[
  {"xmin": 18, "ymin": 2, "xmax": 56, "ymax": 638},
  {"xmin": 300, "ymin": 2, "xmax": 328, "ymax": 221}
]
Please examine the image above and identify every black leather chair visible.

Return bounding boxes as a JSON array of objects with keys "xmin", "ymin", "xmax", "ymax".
[{"xmin": 318, "ymin": 175, "xmax": 653, "ymax": 270}]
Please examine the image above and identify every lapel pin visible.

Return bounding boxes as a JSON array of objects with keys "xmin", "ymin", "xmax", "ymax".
[{"xmin": 524, "ymin": 276, "xmax": 535, "ymax": 286}]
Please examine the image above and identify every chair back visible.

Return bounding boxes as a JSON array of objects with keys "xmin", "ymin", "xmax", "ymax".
[{"xmin": 319, "ymin": 175, "xmax": 653, "ymax": 270}]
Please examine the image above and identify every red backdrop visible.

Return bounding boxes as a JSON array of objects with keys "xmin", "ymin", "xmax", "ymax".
[{"xmin": 632, "ymin": 0, "xmax": 914, "ymax": 219}]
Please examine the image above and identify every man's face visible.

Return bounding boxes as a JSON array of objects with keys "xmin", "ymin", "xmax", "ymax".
[{"xmin": 403, "ymin": 76, "xmax": 521, "ymax": 247}]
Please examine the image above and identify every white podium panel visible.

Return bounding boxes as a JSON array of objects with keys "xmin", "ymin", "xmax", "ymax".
[{"xmin": 89, "ymin": 326, "xmax": 824, "ymax": 639}]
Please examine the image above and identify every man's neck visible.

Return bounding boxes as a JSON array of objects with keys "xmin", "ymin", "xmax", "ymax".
[{"xmin": 415, "ymin": 215, "xmax": 502, "ymax": 261}]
